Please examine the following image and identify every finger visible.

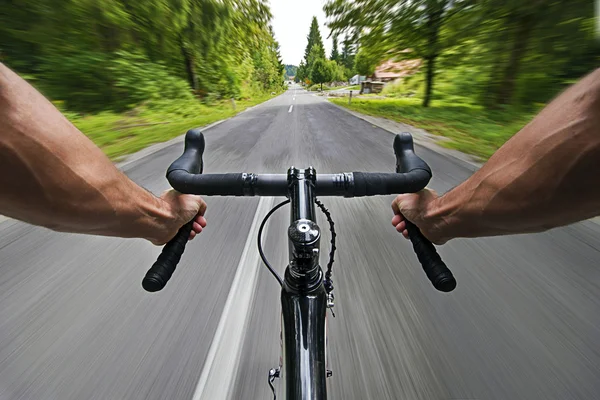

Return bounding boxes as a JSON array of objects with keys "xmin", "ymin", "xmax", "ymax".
[
  {"xmin": 391, "ymin": 214, "xmax": 403, "ymax": 226},
  {"xmin": 395, "ymin": 221, "xmax": 406, "ymax": 233},
  {"xmin": 189, "ymin": 230, "xmax": 197, "ymax": 240},
  {"xmin": 195, "ymin": 215, "xmax": 207, "ymax": 227},
  {"xmin": 197, "ymin": 198, "xmax": 207, "ymax": 216},
  {"xmin": 192, "ymin": 221, "xmax": 203, "ymax": 233},
  {"xmin": 402, "ymin": 229, "xmax": 409, "ymax": 239}
]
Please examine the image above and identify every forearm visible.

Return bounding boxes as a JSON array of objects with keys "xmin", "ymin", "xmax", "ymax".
[
  {"xmin": 0, "ymin": 63, "xmax": 171, "ymax": 240},
  {"xmin": 429, "ymin": 68, "xmax": 600, "ymax": 240}
]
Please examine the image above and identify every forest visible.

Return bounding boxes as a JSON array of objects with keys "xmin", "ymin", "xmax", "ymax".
[
  {"xmin": 1, "ymin": 0, "xmax": 286, "ymax": 158},
  {"xmin": 1, "ymin": 0, "xmax": 598, "ymax": 159},
  {"xmin": 302, "ymin": 0, "xmax": 599, "ymax": 157}
]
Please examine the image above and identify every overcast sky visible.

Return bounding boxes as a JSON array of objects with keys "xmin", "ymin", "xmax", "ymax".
[{"xmin": 270, "ymin": 0, "xmax": 333, "ymax": 66}]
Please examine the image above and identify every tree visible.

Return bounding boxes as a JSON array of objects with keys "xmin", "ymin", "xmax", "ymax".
[
  {"xmin": 0, "ymin": 0, "xmax": 284, "ymax": 111},
  {"xmin": 310, "ymin": 57, "xmax": 333, "ymax": 90},
  {"xmin": 477, "ymin": 0, "xmax": 595, "ymax": 106},
  {"xmin": 284, "ymin": 64, "xmax": 298, "ymax": 79},
  {"xmin": 296, "ymin": 61, "xmax": 307, "ymax": 83},
  {"xmin": 307, "ymin": 44, "xmax": 326, "ymax": 70},
  {"xmin": 325, "ymin": 0, "xmax": 473, "ymax": 107},
  {"xmin": 340, "ymin": 34, "xmax": 355, "ymax": 71},
  {"xmin": 330, "ymin": 35, "xmax": 340, "ymax": 62},
  {"xmin": 354, "ymin": 48, "xmax": 379, "ymax": 77},
  {"xmin": 303, "ymin": 16, "xmax": 326, "ymax": 68},
  {"xmin": 329, "ymin": 60, "xmax": 347, "ymax": 81}
]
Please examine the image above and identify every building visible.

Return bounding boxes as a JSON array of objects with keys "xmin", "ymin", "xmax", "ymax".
[
  {"xmin": 373, "ymin": 59, "xmax": 421, "ymax": 82},
  {"xmin": 349, "ymin": 75, "xmax": 366, "ymax": 85}
]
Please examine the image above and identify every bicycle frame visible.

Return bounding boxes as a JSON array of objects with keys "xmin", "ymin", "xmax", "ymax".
[{"xmin": 278, "ymin": 166, "xmax": 328, "ymax": 399}]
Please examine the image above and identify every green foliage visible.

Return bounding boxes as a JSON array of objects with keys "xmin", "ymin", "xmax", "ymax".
[
  {"xmin": 304, "ymin": 16, "xmax": 326, "ymax": 68},
  {"xmin": 73, "ymin": 94, "xmax": 273, "ymax": 159},
  {"xmin": 310, "ymin": 57, "xmax": 333, "ymax": 89},
  {"xmin": 329, "ymin": 61, "xmax": 348, "ymax": 82},
  {"xmin": 284, "ymin": 64, "xmax": 298, "ymax": 79},
  {"xmin": 39, "ymin": 51, "xmax": 113, "ymax": 112},
  {"xmin": 325, "ymin": 0, "xmax": 597, "ymax": 109},
  {"xmin": 330, "ymin": 35, "xmax": 340, "ymax": 62},
  {"xmin": 381, "ymin": 74, "xmax": 425, "ymax": 99},
  {"xmin": 307, "ymin": 44, "xmax": 326, "ymax": 69},
  {"xmin": 109, "ymin": 50, "xmax": 194, "ymax": 110},
  {"xmin": 330, "ymin": 97, "xmax": 536, "ymax": 159},
  {"xmin": 1, "ymin": 0, "xmax": 284, "ymax": 113},
  {"xmin": 340, "ymin": 34, "xmax": 356, "ymax": 71},
  {"xmin": 354, "ymin": 49, "xmax": 380, "ymax": 77},
  {"xmin": 296, "ymin": 61, "xmax": 307, "ymax": 83}
]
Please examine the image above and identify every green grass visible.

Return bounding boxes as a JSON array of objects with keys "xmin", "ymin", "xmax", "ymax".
[
  {"xmin": 70, "ymin": 94, "xmax": 274, "ymax": 160},
  {"xmin": 330, "ymin": 97, "xmax": 537, "ymax": 159},
  {"xmin": 308, "ymin": 84, "xmax": 361, "ymax": 92}
]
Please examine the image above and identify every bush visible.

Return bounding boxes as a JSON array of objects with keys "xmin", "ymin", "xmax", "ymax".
[
  {"xmin": 381, "ymin": 74, "xmax": 423, "ymax": 98},
  {"xmin": 110, "ymin": 50, "xmax": 194, "ymax": 110},
  {"xmin": 40, "ymin": 51, "xmax": 114, "ymax": 112},
  {"xmin": 40, "ymin": 50, "xmax": 194, "ymax": 112}
]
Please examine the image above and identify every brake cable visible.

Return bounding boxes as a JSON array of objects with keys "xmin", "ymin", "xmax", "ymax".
[
  {"xmin": 257, "ymin": 199, "xmax": 289, "ymax": 287},
  {"xmin": 257, "ymin": 198, "xmax": 337, "ymax": 292}
]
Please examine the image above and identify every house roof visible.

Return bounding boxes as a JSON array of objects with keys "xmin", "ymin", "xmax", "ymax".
[{"xmin": 374, "ymin": 59, "xmax": 421, "ymax": 79}]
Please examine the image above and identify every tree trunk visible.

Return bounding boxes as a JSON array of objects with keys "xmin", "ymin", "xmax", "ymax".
[
  {"xmin": 496, "ymin": 13, "xmax": 534, "ymax": 105},
  {"xmin": 421, "ymin": 4, "xmax": 443, "ymax": 108},
  {"xmin": 423, "ymin": 56, "xmax": 436, "ymax": 108},
  {"xmin": 179, "ymin": 36, "xmax": 198, "ymax": 91}
]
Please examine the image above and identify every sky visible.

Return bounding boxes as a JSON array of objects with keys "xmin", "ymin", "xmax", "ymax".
[{"xmin": 270, "ymin": 0, "xmax": 333, "ymax": 66}]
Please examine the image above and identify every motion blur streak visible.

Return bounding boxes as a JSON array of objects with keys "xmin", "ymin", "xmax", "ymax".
[
  {"xmin": 1, "ymin": 0, "xmax": 599, "ymax": 398},
  {"xmin": 1, "ymin": 87, "xmax": 599, "ymax": 399}
]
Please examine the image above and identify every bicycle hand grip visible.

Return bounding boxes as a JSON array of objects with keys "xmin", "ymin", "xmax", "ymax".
[
  {"xmin": 405, "ymin": 220, "xmax": 456, "ymax": 292},
  {"xmin": 142, "ymin": 221, "xmax": 193, "ymax": 292}
]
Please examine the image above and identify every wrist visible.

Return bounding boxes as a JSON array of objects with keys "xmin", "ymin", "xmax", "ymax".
[
  {"xmin": 116, "ymin": 183, "xmax": 175, "ymax": 242},
  {"xmin": 424, "ymin": 191, "xmax": 464, "ymax": 244}
]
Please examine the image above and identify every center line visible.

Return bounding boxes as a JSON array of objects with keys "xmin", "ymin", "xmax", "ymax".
[
  {"xmin": 192, "ymin": 197, "xmax": 275, "ymax": 400},
  {"xmin": 288, "ymin": 105, "xmax": 293, "ymax": 113}
]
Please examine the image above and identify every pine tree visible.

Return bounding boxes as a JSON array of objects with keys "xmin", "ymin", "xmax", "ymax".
[
  {"xmin": 340, "ymin": 34, "xmax": 355, "ymax": 71},
  {"xmin": 330, "ymin": 35, "xmax": 340, "ymax": 62},
  {"xmin": 303, "ymin": 16, "xmax": 325, "ymax": 68}
]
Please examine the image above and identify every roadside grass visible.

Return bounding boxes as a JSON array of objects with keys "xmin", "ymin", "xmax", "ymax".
[
  {"xmin": 329, "ymin": 97, "xmax": 537, "ymax": 159},
  {"xmin": 69, "ymin": 94, "xmax": 273, "ymax": 160}
]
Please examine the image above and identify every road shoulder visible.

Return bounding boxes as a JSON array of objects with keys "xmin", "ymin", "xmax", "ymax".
[{"xmin": 326, "ymin": 99, "xmax": 483, "ymax": 169}]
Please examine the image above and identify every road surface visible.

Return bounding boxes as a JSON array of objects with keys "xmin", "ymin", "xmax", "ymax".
[{"xmin": 1, "ymin": 85, "xmax": 599, "ymax": 400}]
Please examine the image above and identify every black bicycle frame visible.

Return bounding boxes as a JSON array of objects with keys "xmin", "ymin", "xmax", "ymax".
[
  {"xmin": 280, "ymin": 167, "xmax": 328, "ymax": 399},
  {"xmin": 141, "ymin": 128, "xmax": 456, "ymax": 400}
]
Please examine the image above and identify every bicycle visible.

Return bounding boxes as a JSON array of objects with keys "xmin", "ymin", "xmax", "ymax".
[{"xmin": 141, "ymin": 128, "xmax": 456, "ymax": 400}]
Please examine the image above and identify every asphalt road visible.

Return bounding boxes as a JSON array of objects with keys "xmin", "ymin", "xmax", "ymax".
[{"xmin": 1, "ymin": 85, "xmax": 600, "ymax": 400}]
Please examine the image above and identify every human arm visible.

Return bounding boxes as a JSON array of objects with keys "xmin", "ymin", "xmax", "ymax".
[
  {"xmin": 0, "ymin": 63, "xmax": 206, "ymax": 245},
  {"xmin": 392, "ymin": 68, "xmax": 600, "ymax": 244}
]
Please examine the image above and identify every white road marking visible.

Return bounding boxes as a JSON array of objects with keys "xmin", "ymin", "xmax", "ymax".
[
  {"xmin": 192, "ymin": 197, "xmax": 275, "ymax": 400},
  {"xmin": 288, "ymin": 105, "xmax": 293, "ymax": 113}
]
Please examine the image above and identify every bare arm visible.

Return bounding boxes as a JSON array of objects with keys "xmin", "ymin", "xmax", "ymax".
[
  {"xmin": 0, "ymin": 63, "xmax": 206, "ymax": 244},
  {"xmin": 392, "ymin": 68, "xmax": 600, "ymax": 244}
]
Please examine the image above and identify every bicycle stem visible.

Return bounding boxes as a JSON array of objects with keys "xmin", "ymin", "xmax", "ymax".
[{"xmin": 286, "ymin": 167, "xmax": 322, "ymax": 291}]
